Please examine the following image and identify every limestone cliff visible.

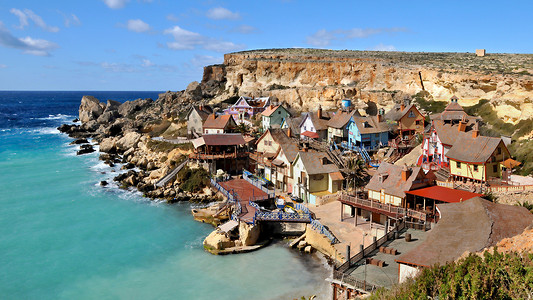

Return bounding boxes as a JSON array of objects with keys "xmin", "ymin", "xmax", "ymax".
[{"xmin": 203, "ymin": 49, "xmax": 532, "ymax": 123}]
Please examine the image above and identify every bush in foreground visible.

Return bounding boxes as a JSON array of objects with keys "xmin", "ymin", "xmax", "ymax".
[{"xmin": 369, "ymin": 250, "xmax": 533, "ymax": 300}]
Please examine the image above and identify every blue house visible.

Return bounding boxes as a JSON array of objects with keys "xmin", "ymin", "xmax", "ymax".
[{"xmin": 347, "ymin": 115, "xmax": 390, "ymax": 151}]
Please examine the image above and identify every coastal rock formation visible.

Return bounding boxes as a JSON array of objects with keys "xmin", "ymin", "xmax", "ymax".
[
  {"xmin": 116, "ymin": 132, "xmax": 141, "ymax": 151},
  {"xmin": 79, "ymin": 95, "xmax": 105, "ymax": 123},
  {"xmin": 201, "ymin": 49, "xmax": 532, "ymax": 123},
  {"xmin": 203, "ymin": 230, "xmax": 235, "ymax": 251},
  {"xmin": 239, "ymin": 222, "xmax": 260, "ymax": 246}
]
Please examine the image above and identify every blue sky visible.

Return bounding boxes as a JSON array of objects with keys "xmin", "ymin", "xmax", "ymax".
[{"xmin": 0, "ymin": 0, "xmax": 531, "ymax": 91}]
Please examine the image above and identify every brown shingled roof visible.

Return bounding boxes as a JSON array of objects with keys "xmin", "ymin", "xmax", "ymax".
[
  {"xmin": 203, "ymin": 114, "xmax": 235, "ymax": 129},
  {"xmin": 365, "ymin": 162, "xmax": 427, "ymax": 198},
  {"xmin": 396, "ymin": 197, "xmax": 533, "ymax": 267},
  {"xmin": 432, "ymin": 120, "xmax": 477, "ymax": 146},
  {"xmin": 327, "ymin": 110, "xmax": 357, "ymax": 129},
  {"xmin": 384, "ymin": 104, "xmax": 416, "ymax": 122},
  {"xmin": 352, "ymin": 115, "xmax": 390, "ymax": 134},
  {"xmin": 304, "ymin": 111, "xmax": 332, "ymax": 131},
  {"xmin": 189, "ymin": 105, "xmax": 213, "ymax": 121},
  {"xmin": 202, "ymin": 133, "xmax": 246, "ymax": 146},
  {"xmin": 296, "ymin": 151, "xmax": 339, "ymax": 175},
  {"xmin": 445, "ymin": 135, "xmax": 503, "ymax": 163}
]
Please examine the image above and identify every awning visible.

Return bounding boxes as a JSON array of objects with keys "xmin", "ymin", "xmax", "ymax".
[
  {"xmin": 329, "ymin": 171, "xmax": 344, "ymax": 181},
  {"xmin": 191, "ymin": 137, "xmax": 205, "ymax": 149},
  {"xmin": 272, "ymin": 159, "xmax": 285, "ymax": 166},
  {"xmin": 405, "ymin": 186, "xmax": 482, "ymax": 203},
  {"xmin": 501, "ymin": 158, "xmax": 521, "ymax": 169},
  {"xmin": 301, "ymin": 131, "xmax": 319, "ymax": 139},
  {"xmin": 217, "ymin": 220, "xmax": 239, "ymax": 233}
]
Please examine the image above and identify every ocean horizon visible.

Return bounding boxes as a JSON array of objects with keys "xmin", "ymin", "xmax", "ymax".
[{"xmin": 0, "ymin": 91, "xmax": 331, "ymax": 299}]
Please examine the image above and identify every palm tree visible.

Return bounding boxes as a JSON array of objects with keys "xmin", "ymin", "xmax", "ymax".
[
  {"xmin": 516, "ymin": 201, "xmax": 533, "ymax": 213},
  {"xmin": 345, "ymin": 156, "xmax": 369, "ymax": 194}
]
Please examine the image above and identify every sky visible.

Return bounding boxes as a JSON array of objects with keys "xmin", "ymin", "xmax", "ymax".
[{"xmin": 0, "ymin": 0, "xmax": 531, "ymax": 91}]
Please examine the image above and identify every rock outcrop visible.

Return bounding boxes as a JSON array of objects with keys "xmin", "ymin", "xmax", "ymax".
[{"xmin": 204, "ymin": 49, "xmax": 532, "ymax": 123}]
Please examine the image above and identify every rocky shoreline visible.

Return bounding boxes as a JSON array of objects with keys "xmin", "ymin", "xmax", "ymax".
[{"xmin": 58, "ymin": 92, "xmax": 217, "ymax": 204}]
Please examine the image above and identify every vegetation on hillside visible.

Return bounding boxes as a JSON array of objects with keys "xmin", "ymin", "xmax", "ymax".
[
  {"xmin": 146, "ymin": 140, "xmax": 193, "ymax": 153},
  {"xmin": 233, "ymin": 48, "xmax": 533, "ymax": 76},
  {"xmin": 177, "ymin": 167, "xmax": 210, "ymax": 193},
  {"xmin": 370, "ymin": 250, "xmax": 533, "ymax": 300}
]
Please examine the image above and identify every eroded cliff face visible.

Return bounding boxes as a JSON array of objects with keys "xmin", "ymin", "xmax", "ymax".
[{"xmin": 207, "ymin": 50, "xmax": 532, "ymax": 123}]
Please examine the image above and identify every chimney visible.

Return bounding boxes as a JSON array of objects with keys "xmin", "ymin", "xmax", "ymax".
[
  {"xmin": 287, "ymin": 126, "xmax": 292, "ymax": 138},
  {"xmin": 377, "ymin": 108, "xmax": 384, "ymax": 122},
  {"xmin": 401, "ymin": 165, "xmax": 410, "ymax": 181},
  {"xmin": 199, "ymin": 104, "xmax": 204, "ymax": 111},
  {"xmin": 458, "ymin": 115, "xmax": 467, "ymax": 132},
  {"xmin": 317, "ymin": 105, "xmax": 322, "ymax": 119},
  {"xmin": 400, "ymin": 102, "xmax": 405, "ymax": 112},
  {"xmin": 472, "ymin": 121, "xmax": 479, "ymax": 138}
]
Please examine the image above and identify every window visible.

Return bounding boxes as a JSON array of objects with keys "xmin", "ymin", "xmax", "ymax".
[
  {"xmin": 408, "ymin": 111, "xmax": 415, "ymax": 118},
  {"xmin": 456, "ymin": 161, "xmax": 461, "ymax": 168},
  {"xmin": 416, "ymin": 120, "xmax": 421, "ymax": 125},
  {"xmin": 493, "ymin": 165, "xmax": 498, "ymax": 173},
  {"xmin": 278, "ymin": 111, "xmax": 281, "ymax": 114},
  {"xmin": 491, "ymin": 156, "xmax": 496, "ymax": 163},
  {"xmin": 474, "ymin": 165, "xmax": 478, "ymax": 172},
  {"xmin": 497, "ymin": 147, "xmax": 501, "ymax": 155},
  {"xmin": 375, "ymin": 133, "xmax": 379, "ymax": 138}
]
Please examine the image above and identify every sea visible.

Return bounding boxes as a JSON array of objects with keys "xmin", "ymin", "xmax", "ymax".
[{"xmin": 0, "ymin": 91, "xmax": 332, "ymax": 300}]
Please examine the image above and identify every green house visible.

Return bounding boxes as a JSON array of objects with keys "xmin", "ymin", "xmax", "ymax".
[{"xmin": 261, "ymin": 105, "xmax": 291, "ymax": 131}]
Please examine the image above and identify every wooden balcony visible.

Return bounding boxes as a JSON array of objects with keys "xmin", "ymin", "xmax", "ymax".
[
  {"xmin": 338, "ymin": 193, "xmax": 427, "ymax": 222},
  {"xmin": 189, "ymin": 151, "xmax": 248, "ymax": 160}
]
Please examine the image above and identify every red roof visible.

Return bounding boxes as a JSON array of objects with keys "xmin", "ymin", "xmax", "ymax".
[
  {"xmin": 301, "ymin": 130, "xmax": 319, "ymax": 139},
  {"xmin": 219, "ymin": 179, "xmax": 268, "ymax": 201},
  {"xmin": 405, "ymin": 186, "xmax": 482, "ymax": 203}
]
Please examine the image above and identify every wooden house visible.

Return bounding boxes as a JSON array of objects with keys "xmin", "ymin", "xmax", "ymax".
[
  {"xmin": 384, "ymin": 99, "xmax": 425, "ymax": 141},
  {"xmin": 299, "ymin": 107, "xmax": 332, "ymax": 141},
  {"xmin": 261, "ymin": 104, "xmax": 291, "ymax": 131},
  {"xmin": 250, "ymin": 128, "xmax": 299, "ymax": 192},
  {"xmin": 327, "ymin": 109, "xmax": 358, "ymax": 143},
  {"xmin": 446, "ymin": 134, "xmax": 511, "ymax": 183},
  {"xmin": 202, "ymin": 114, "xmax": 237, "ymax": 135},
  {"xmin": 347, "ymin": 114, "xmax": 390, "ymax": 151},
  {"xmin": 186, "ymin": 105, "xmax": 213, "ymax": 138},
  {"xmin": 223, "ymin": 96, "xmax": 270, "ymax": 121},
  {"xmin": 292, "ymin": 151, "xmax": 343, "ymax": 205},
  {"xmin": 190, "ymin": 133, "xmax": 248, "ymax": 173}
]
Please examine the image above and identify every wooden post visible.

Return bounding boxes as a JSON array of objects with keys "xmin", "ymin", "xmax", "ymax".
[
  {"xmin": 332, "ymin": 284, "xmax": 337, "ymax": 300},
  {"xmin": 340, "ymin": 203, "xmax": 343, "ymax": 221},
  {"xmin": 355, "ymin": 209, "xmax": 358, "ymax": 227}
]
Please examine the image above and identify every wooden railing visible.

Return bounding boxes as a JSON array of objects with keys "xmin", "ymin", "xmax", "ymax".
[
  {"xmin": 333, "ymin": 220, "xmax": 407, "ymax": 292},
  {"xmin": 338, "ymin": 193, "xmax": 427, "ymax": 221},
  {"xmin": 189, "ymin": 152, "xmax": 248, "ymax": 160}
]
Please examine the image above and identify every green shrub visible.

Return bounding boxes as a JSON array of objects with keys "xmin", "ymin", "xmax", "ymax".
[
  {"xmin": 369, "ymin": 251, "xmax": 533, "ymax": 299},
  {"xmin": 178, "ymin": 167, "xmax": 210, "ymax": 193}
]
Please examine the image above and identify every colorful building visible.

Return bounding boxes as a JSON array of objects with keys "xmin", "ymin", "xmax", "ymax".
[
  {"xmin": 186, "ymin": 105, "xmax": 213, "ymax": 138},
  {"xmin": 347, "ymin": 114, "xmax": 390, "ymax": 151},
  {"xmin": 202, "ymin": 114, "xmax": 237, "ymax": 134},
  {"xmin": 384, "ymin": 99, "xmax": 425, "ymax": 141},
  {"xmin": 292, "ymin": 151, "xmax": 343, "ymax": 205},
  {"xmin": 327, "ymin": 109, "xmax": 358, "ymax": 143},
  {"xmin": 261, "ymin": 104, "xmax": 291, "ymax": 131},
  {"xmin": 299, "ymin": 106, "xmax": 332, "ymax": 141},
  {"xmin": 223, "ymin": 96, "xmax": 270, "ymax": 121}
]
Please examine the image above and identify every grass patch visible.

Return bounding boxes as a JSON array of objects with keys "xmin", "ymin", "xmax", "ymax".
[
  {"xmin": 508, "ymin": 139, "xmax": 533, "ymax": 175},
  {"xmin": 413, "ymin": 91, "xmax": 447, "ymax": 114}
]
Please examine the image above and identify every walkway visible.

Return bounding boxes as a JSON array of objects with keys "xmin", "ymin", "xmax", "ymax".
[
  {"xmin": 219, "ymin": 179, "xmax": 268, "ymax": 223},
  {"xmin": 155, "ymin": 159, "xmax": 189, "ymax": 188}
]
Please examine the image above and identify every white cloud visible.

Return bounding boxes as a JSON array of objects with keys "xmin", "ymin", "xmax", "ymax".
[
  {"xmin": 102, "ymin": 0, "xmax": 129, "ymax": 9},
  {"xmin": 204, "ymin": 41, "xmax": 244, "ymax": 53},
  {"xmin": 306, "ymin": 27, "xmax": 407, "ymax": 47},
  {"xmin": 166, "ymin": 14, "xmax": 179, "ymax": 22},
  {"xmin": 0, "ymin": 22, "xmax": 58, "ymax": 56},
  {"xmin": 231, "ymin": 25, "xmax": 258, "ymax": 34},
  {"xmin": 190, "ymin": 55, "xmax": 223, "ymax": 67},
  {"xmin": 126, "ymin": 19, "xmax": 151, "ymax": 33},
  {"xmin": 10, "ymin": 8, "xmax": 60, "ymax": 32},
  {"xmin": 62, "ymin": 13, "xmax": 81, "ymax": 28},
  {"xmin": 370, "ymin": 44, "xmax": 397, "ymax": 51},
  {"xmin": 0, "ymin": 64, "xmax": 7, "ymax": 68},
  {"xmin": 207, "ymin": 7, "xmax": 240, "ymax": 20},
  {"xmin": 141, "ymin": 59, "xmax": 154, "ymax": 67},
  {"xmin": 164, "ymin": 25, "xmax": 245, "ymax": 52},
  {"xmin": 164, "ymin": 26, "xmax": 206, "ymax": 50},
  {"xmin": 10, "ymin": 8, "xmax": 28, "ymax": 29},
  {"xmin": 306, "ymin": 29, "xmax": 336, "ymax": 47}
]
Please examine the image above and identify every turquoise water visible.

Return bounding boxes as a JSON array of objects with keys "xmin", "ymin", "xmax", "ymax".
[{"xmin": 0, "ymin": 92, "xmax": 331, "ymax": 299}]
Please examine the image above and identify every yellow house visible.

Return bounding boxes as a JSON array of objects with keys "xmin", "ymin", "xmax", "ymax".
[
  {"xmin": 366, "ymin": 162, "xmax": 432, "ymax": 208},
  {"xmin": 446, "ymin": 135, "xmax": 511, "ymax": 183},
  {"xmin": 292, "ymin": 151, "xmax": 343, "ymax": 205}
]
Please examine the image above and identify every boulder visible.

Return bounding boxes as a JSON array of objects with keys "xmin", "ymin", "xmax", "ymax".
[
  {"xmin": 99, "ymin": 137, "xmax": 117, "ymax": 153},
  {"xmin": 77, "ymin": 144, "xmax": 95, "ymax": 155},
  {"xmin": 104, "ymin": 100, "xmax": 121, "ymax": 113},
  {"xmin": 116, "ymin": 132, "xmax": 141, "ymax": 151},
  {"xmin": 203, "ymin": 230, "xmax": 235, "ymax": 251},
  {"xmin": 97, "ymin": 110, "xmax": 120, "ymax": 124},
  {"xmin": 70, "ymin": 138, "xmax": 89, "ymax": 145},
  {"xmin": 118, "ymin": 98, "xmax": 152, "ymax": 118},
  {"xmin": 239, "ymin": 222, "xmax": 260, "ymax": 246},
  {"xmin": 79, "ymin": 96, "xmax": 104, "ymax": 123}
]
